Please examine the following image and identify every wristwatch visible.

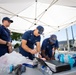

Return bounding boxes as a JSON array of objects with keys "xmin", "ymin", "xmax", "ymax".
[{"xmin": 6, "ymin": 41, "xmax": 8, "ymax": 45}]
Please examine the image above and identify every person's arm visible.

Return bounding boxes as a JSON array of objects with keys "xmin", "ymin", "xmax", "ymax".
[
  {"xmin": 0, "ymin": 39, "xmax": 7, "ymax": 44},
  {"xmin": 0, "ymin": 39, "xmax": 12, "ymax": 53},
  {"xmin": 35, "ymin": 36, "xmax": 41, "ymax": 52},
  {"xmin": 36, "ymin": 42, "xmax": 40, "ymax": 52},
  {"xmin": 52, "ymin": 40, "xmax": 59, "ymax": 55},
  {"xmin": 51, "ymin": 40, "xmax": 59, "ymax": 60},
  {"xmin": 8, "ymin": 44, "xmax": 12, "ymax": 53},
  {"xmin": 0, "ymin": 27, "xmax": 6, "ymax": 44},
  {"xmin": 0, "ymin": 39, "xmax": 11, "ymax": 46},
  {"xmin": 0, "ymin": 27, "xmax": 12, "ymax": 45},
  {"xmin": 21, "ymin": 39, "xmax": 37, "ymax": 54},
  {"xmin": 35, "ymin": 42, "xmax": 42, "ymax": 58},
  {"xmin": 0, "ymin": 27, "xmax": 12, "ymax": 53},
  {"xmin": 41, "ymin": 50, "xmax": 50, "ymax": 60},
  {"xmin": 41, "ymin": 40, "xmax": 51, "ymax": 60}
]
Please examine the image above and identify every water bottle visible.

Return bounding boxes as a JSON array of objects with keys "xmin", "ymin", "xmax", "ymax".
[
  {"xmin": 72, "ymin": 54, "xmax": 76, "ymax": 67},
  {"xmin": 45, "ymin": 67, "xmax": 52, "ymax": 75},
  {"xmin": 60, "ymin": 54, "xmax": 64, "ymax": 63},
  {"xmin": 38, "ymin": 64, "xmax": 45, "ymax": 75},
  {"xmin": 55, "ymin": 49, "xmax": 59, "ymax": 61},
  {"xmin": 40, "ymin": 65, "xmax": 45, "ymax": 75},
  {"xmin": 68, "ymin": 55, "xmax": 75, "ymax": 69},
  {"xmin": 40, "ymin": 65, "xmax": 52, "ymax": 75},
  {"xmin": 64, "ymin": 55, "xmax": 69, "ymax": 63},
  {"xmin": 73, "ymin": 54, "xmax": 76, "ymax": 57},
  {"xmin": 7, "ymin": 64, "xmax": 14, "ymax": 73},
  {"xmin": 37, "ymin": 62, "xmax": 52, "ymax": 75},
  {"xmin": 0, "ymin": 64, "xmax": 14, "ymax": 74}
]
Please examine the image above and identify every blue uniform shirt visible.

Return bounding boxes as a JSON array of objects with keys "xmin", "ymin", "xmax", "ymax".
[
  {"xmin": 41, "ymin": 38, "xmax": 59, "ymax": 58},
  {"xmin": 19, "ymin": 30, "xmax": 41, "ymax": 60},
  {"xmin": 0, "ymin": 25, "xmax": 11, "ymax": 56}
]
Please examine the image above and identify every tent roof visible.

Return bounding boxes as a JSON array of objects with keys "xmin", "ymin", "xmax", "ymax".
[
  {"xmin": 0, "ymin": 0, "xmax": 76, "ymax": 6},
  {"xmin": 0, "ymin": 0, "xmax": 76, "ymax": 35},
  {"xmin": 0, "ymin": 0, "xmax": 76, "ymax": 16}
]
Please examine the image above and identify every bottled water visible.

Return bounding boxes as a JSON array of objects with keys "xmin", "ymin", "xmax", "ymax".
[
  {"xmin": 0, "ymin": 64, "xmax": 13, "ymax": 74},
  {"xmin": 38, "ymin": 63, "xmax": 52, "ymax": 75},
  {"xmin": 64, "ymin": 55, "xmax": 69, "ymax": 63},
  {"xmin": 55, "ymin": 49, "xmax": 59, "ymax": 61},
  {"xmin": 45, "ymin": 67, "xmax": 52, "ymax": 75},
  {"xmin": 7, "ymin": 64, "xmax": 14, "ymax": 73},
  {"xmin": 68, "ymin": 55, "xmax": 75, "ymax": 68},
  {"xmin": 60, "ymin": 54, "xmax": 64, "ymax": 63}
]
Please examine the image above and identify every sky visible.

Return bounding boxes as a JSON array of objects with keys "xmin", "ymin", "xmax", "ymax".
[
  {"xmin": 40, "ymin": 24, "xmax": 76, "ymax": 45},
  {"xmin": 54, "ymin": 24, "xmax": 76, "ymax": 41}
]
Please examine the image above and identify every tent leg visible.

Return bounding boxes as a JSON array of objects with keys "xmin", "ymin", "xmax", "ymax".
[{"xmin": 66, "ymin": 28, "xmax": 70, "ymax": 52}]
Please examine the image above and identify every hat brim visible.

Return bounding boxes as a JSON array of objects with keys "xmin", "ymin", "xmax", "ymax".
[
  {"xmin": 9, "ymin": 20, "xmax": 13, "ymax": 23},
  {"xmin": 38, "ymin": 31, "xmax": 43, "ymax": 34},
  {"xmin": 49, "ymin": 39, "xmax": 56, "ymax": 43}
]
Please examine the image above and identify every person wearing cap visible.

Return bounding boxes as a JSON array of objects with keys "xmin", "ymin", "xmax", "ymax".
[
  {"xmin": 19, "ymin": 25, "xmax": 44, "ymax": 60},
  {"xmin": 41, "ymin": 34, "xmax": 59, "ymax": 60},
  {"xmin": 0, "ymin": 17, "xmax": 13, "ymax": 56}
]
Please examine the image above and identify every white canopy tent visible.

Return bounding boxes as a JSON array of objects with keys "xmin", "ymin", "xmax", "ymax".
[{"xmin": 0, "ymin": 0, "xmax": 76, "ymax": 36}]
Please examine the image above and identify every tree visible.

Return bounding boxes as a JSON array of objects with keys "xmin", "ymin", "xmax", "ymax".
[
  {"xmin": 14, "ymin": 43, "xmax": 20, "ymax": 48},
  {"xmin": 11, "ymin": 32, "xmax": 22, "ymax": 41},
  {"xmin": 11, "ymin": 32, "xmax": 22, "ymax": 49}
]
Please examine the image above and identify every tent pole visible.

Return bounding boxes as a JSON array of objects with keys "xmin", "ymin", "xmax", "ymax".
[
  {"xmin": 71, "ymin": 26, "xmax": 74, "ymax": 46},
  {"xmin": 66, "ymin": 28, "xmax": 70, "ymax": 52}
]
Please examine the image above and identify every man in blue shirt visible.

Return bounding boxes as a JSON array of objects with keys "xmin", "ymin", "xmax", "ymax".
[
  {"xmin": 19, "ymin": 25, "xmax": 44, "ymax": 60},
  {"xmin": 0, "ymin": 17, "xmax": 13, "ymax": 57},
  {"xmin": 41, "ymin": 34, "xmax": 59, "ymax": 60}
]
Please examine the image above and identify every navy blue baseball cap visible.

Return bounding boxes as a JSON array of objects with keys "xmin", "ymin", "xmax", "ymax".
[
  {"xmin": 37, "ymin": 25, "xmax": 44, "ymax": 34},
  {"xmin": 49, "ymin": 34, "xmax": 57, "ymax": 43},
  {"xmin": 2, "ymin": 17, "xmax": 13, "ymax": 23}
]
